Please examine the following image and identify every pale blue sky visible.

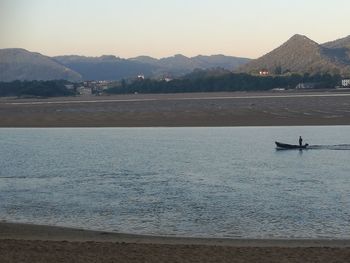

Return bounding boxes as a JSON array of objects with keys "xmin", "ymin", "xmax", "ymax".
[{"xmin": 0, "ymin": 0, "xmax": 349, "ymax": 58}]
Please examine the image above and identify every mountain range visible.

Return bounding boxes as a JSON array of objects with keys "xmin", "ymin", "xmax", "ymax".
[
  {"xmin": 53, "ymin": 54, "xmax": 250, "ymax": 81},
  {"xmin": 0, "ymin": 49, "xmax": 250, "ymax": 82},
  {"xmin": 239, "ymin": 34, "xmax": 350, "ymax": 75},
  {"xmin": 1, "ymin": 34, "xmax": 350, "ymax": 82}
]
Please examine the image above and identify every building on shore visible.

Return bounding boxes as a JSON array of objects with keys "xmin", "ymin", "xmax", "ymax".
[
  {"xmin": 82, "ymin": 80, "xmax": 113, "ymax": 95},
  {"xmin": 342, "ymin": 79, "xmax": 350, "ymax": 87},
  {"xmin": 295, "ymin": 82, "xmax": 319, "ymax": 89},
  {"xmin": 259, "ymin": 69, "xmax": 269, "ymax": 76}
]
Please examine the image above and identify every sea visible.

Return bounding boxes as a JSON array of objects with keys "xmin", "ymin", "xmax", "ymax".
[{"xmin": 1, "ymin": 126, "xmax": 350, "ymax": 239}]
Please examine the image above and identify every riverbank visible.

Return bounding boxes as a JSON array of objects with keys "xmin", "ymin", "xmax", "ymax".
[
  {"xmin": 1, "ymin": 91, "xmax": 350, "ymax": 127},
  {"xmin": 1, "ymin": 222, "xmax": 350, "ymax": 262}
]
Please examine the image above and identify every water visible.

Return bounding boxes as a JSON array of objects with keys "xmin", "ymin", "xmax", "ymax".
[{"xmin": 0, "ymin": 127, "xmax": 350, "ymax": 239}]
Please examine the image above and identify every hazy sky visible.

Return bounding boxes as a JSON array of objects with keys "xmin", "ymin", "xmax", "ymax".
[{"xmin": 0, "ymin": 0, "xmax": 349, "ymax": 58}]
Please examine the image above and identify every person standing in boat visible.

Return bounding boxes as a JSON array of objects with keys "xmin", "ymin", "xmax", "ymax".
[{"xmin": 299, "ymin": 136, "xmax": 303, "ymax": 146}]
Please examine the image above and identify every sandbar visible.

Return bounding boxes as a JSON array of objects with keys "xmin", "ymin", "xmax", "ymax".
[{"xmin": 1, "ymin": 90, "xmax": 350, "ymax": 127}]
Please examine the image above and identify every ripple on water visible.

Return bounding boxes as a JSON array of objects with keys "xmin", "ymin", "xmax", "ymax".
[{"xmin": 0, "ymin": 127, "xmax": 350, "ymax": 238}]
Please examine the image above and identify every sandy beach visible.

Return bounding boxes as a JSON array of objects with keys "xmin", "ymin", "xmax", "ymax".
[
  {"xmin": 1, "ymin": 90, "xmax": 350, "ymax": 127},
  {"xmin": 1, "ymin": 222, "xmax": 350, "ymax": 262},
  {"xmin": 2, "ymin": 91, "xmax": 350, "ymax": 262}
]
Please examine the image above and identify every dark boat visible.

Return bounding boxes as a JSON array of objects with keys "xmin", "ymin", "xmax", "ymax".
[{"xmin": 275, "ymin": 141, "xmax": 309, "ymax": 149}]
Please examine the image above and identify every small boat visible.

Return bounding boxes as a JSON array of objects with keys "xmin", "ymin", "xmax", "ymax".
[{"xmin": 275, "ymin": 141, "xmax": 309, "ymax": 150}]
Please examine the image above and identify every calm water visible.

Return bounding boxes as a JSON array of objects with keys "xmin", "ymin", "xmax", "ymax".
[{"xmin": 1, "ymin": 127, "xmax": 350, "ymax": 239}]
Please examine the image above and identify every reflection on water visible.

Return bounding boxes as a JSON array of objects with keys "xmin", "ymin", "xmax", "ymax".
[{"xmin": 0, "ymin": 126, "xmax": 350, "ymax": 238}]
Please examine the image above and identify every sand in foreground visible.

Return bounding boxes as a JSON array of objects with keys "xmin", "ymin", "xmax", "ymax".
[{"xmin": 1, "ymin": 222, "xmax": 350, "ymax": 263}]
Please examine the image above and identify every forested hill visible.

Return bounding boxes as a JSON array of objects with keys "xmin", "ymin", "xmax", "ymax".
[
  {"xmin": 0, "ymin": 80, "xmax": 76, "ymax": 97},
  {"xmin": 0, "ymin": 49, "xmax": 82, "ymax": 82},
  {"xmin": 239, "ymin": 34, "xmax": 350, "ymax": 76},
  {"xmin": 54, "ymin": 54, "xmax": 250, "ymax": 81},
  {"xmin": 322, "ymin": 35, "xmax": 350, "ymax": 49},
  {"xmin": 106, "ymin": 71, "xmax": 341, "ymax": 95}
]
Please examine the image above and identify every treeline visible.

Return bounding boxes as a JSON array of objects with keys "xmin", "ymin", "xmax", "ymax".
[
  {"xmin": 0, "ymin": 80, "xmax": 76, "ymax": 97},
  {"xmin": 106, "ymin": 72, "xmax": 342, "ymax": 94},
  {"xmin": 0, "ymin": 72, "xmax": 343, "ymax": 98}
]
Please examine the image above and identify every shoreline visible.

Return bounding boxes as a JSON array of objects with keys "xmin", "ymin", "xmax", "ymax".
[
  {"xmin": 1, "ymin": 222, "xmax": 350, "ymax": 247},
  {"xmin": 1, "ymin": 91, "xmax": 350, "ymax": 127},
  {"xmin": 1, "ymin": 222, "xmax": 350, "ymax": 262}
]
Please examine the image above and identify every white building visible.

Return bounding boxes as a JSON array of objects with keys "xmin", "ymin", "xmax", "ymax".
[
  {"xmin": 77, "ymin": 86, "xmax": 92, "ymax": 95},
  {"xmin": 342, "ymin": 79, "xmax": 350, "ymax": 87},
  {"xmin": 64, "ymin": 84, "xmax": 74, "ymax": 90},
  {"xmin": 295, "ymin": 82, "xmax": 318, "ymax": 89}
]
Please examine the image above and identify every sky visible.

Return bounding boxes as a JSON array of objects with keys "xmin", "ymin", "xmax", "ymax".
[{"xmin": 0, "ymin": 0, "xmax": 349, "ymax": 59}]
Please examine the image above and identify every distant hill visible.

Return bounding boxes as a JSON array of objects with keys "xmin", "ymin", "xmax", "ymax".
[
  {"xmin": 56, "ymin": 54, "xmax": 251, "ymax": 81},
  {"xmin": 239, "ymin": 34, "xmax": 350, "ymax": 76},
  {"xmin": 322, "ymin": 35, "xmax": 350, "ymax": 63},
  {"xmin": 128, "ymin": 56, "xmax": 160, "ymax": 65},
  {"xmin": 0, "ymin": 48, "xmax": 250, "ymax": 81},
  {"xmin": 6, "ymin": 34, "xmax": 350, "ymax": 83},
  {"xmin": 131, "ymin": 54, "xmax": 250, "ymax": 77},
  {"xmin": 0, "ymin": 49, "xmax": 82, "ymax": 82},
  {"xmin": 322, "ymin": 35, "xmax": 350, "ymax": 49},
  {"xmin": 192, "ymin": 55, "xmax": 250, "ymax": 69},
  {"xmin": 53, "ymin": 55, "xmax": 157, "ymax": 81}
]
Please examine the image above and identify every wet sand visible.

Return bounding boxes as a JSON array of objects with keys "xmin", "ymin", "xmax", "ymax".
[
  {"xmin": 1, "ymin": 90, "xmax": 350, "ymax": 127},
  {"xmin": 1, "ymin": 222, "xmax": 350, "ymax": 263}
]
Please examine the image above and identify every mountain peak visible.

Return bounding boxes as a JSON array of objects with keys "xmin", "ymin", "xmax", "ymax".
[
  {"xmin": 290, "ymin": 33, "xmax": 308, "ymax": 39},
  {"xmin": 285, "ymin": 34, "xmax": 318, "ymax": 46},
  {"xmin": 238, "ymin": 34, "xmax": 350, "ymax": 75},
  {"xmin": 173, "ymin": 54, "xmax": 189, "ymax": 59},
  {"xmin": 100, "ymin": 55, "xmax": 118, "ymax": 60},
  {"xmin": 3, "ymin": 48, "xmax": 30, "ymax": 53}
]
